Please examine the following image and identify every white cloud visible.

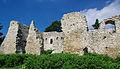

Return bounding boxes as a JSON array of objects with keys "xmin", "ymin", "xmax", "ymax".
[{"xmin": 80, "ymin": 0, "xmax": 120, "ymax": 29}]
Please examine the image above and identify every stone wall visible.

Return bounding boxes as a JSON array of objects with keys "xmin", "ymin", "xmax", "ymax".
[
  {"xmin": 88, "ymin": 15, "xmax": 120, "ymax": 58},
  {"xmin": 61, "ymin": 12, "xmax": 89, "ymax": 55},
  {"xmin": 61, "ymin": 12, "xmax": 120, "ymax": 58},
  {"xmin": 0, "ymin": 21, "xmax": 29, "ymax": 54},
  {"xmin": 43, "ymin": 32, "xmax": 64, "ymax": 53},
  {"xmin": 26, "ymin": 21, "xmax": 44, "ymax": 55}
]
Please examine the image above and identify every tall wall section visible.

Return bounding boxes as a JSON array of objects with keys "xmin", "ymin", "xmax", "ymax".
[
  {"xmin": 61, "ymin": 12, "xmax": 89, "ymax": 55},
  {"xmin": 26, "ymin": 21, "xmax": 44, "ymax": 55},
  {"xmin": 0, "ymin": 21, "xmax": 29, "ymax": 54}
]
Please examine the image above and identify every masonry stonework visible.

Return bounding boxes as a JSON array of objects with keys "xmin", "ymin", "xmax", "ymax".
[
  {"xmin": 25, "ymin": 21, "xmax": 44, "ymax": 55},
  {"xmin": 0, "ymin": 21, "xmax": 29, "ymax": 54},
  {"xmin": 61, "ymin": 12, "xmax": 89, "ymax": 55},
  {"xmin": 0, "ymin": 12, "xmax": 120, "ymax": 58},
  {"xmin": 43, "ymin": 32, "xmax": 64, "ymax": 53},
  {"xmin": 88, "ymin": 15, "xmax": 120, "ymax": 58}
]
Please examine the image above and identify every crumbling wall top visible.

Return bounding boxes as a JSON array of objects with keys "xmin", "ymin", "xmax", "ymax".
[
  {"xmin": 99, "ymin": 15, "xmax": 120, "ymax": 33},
  {"xmin": 61, "ymin": 12, "xmax": 88, "ymax": 36}
]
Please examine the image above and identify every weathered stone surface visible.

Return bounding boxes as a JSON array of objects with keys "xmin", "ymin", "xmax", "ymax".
[
  {"xmin": 88, "ymin": 15, "xmax": 120, "ymax": 58},
  {"xmin": 0, "ymin": 21, "xmax": 29, "ymax": 54},
  {"xmin": 43, "ymin": 32, "xmax": 64, "ymax": 53},
  {"xmin": 61, "ymin": 12, "xmax": 89, "ymax": 55},
  {"xmin": 61, "ymin": 12, "xmax": 120, "ymax": 58},
  {"xmin": 25, "ymin": 20, "xmax": 44, "ymax": 55}
]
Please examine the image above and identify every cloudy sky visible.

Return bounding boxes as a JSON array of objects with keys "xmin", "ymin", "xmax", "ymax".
[{"xmin": 0, "ymin": 0, "xmax": 120, "ymax": 36}]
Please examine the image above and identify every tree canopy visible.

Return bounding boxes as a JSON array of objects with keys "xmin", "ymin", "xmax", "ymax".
[
  {"xmin": 92, "ymin": 19, "xmax": 100, "ymax": 29},
  {"xmin": 0, "ymin": 23, "xmax": 4, "ymax": 45},
  {"xmin": 44, "ymin": 20, "xmax": 62, "ymax": 32}
]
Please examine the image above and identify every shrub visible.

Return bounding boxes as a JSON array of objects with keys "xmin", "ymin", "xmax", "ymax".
[
  {"xmin": 5, "ymin": 54, "xmax": 25, "ymax": 67},
  {"xmin": 0, "ymin": 55, "xmax": 7, "ymax": 67},
  {"xmin": 24, "ymin": 53, "xmax": 116, "ymax": 69},
  {"xmin": 1, "ymin": 53, "xmax": 120, "ymax": 68},
  {"xmin": 0, "ymin": 54, "xmax": 31, "ymax": 67},
  {"xmin": 44, "ymin": 50, "xmax": 54, "ymax": 55}
]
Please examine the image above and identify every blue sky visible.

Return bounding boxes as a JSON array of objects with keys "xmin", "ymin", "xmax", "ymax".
[{"xmin": 0, "ymin": 0, "xmax": 120, "ymax": 36}]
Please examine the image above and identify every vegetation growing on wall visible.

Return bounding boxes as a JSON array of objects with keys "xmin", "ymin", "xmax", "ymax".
[{"xmin": 92, "ymin": 19, "xmax": 100, "ymax": 29}]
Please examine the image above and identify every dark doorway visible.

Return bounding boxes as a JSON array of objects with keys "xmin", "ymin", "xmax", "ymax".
[{"xmin": 83, "ymin": 47, "xmax": 88, "ymax": 54}]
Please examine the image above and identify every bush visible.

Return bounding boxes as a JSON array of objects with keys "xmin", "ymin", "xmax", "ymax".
[
  {"xmin": 5, "ymin": 54, "xmax": 25, "ymax": 67},
  {"xmin": 24, "ymin": 53, "xmax": 118, "ymax": 69},
  {"xmin": 44, "ymin": 50, "xmax": 54, "ymax": 55},
  {"xmin": 1, "ymin": 53, "xmax": 120, "ymax": 68},
  {"xmin": 0, "ymin": 55, "xmax": 7, "ymax": 67},
  {"xmin": 0, "ymin": 54, "xmax": 31, "ymax": 67}
]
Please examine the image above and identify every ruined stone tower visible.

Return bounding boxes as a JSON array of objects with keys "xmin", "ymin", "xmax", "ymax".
[{"xmin": 61, "ymin": 12, "xmax": 89, "ymax": 55}]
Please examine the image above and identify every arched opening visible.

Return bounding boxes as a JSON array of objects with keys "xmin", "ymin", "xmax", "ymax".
[
  {"xmin": 83, "ymin": 47, "xmax": 88, "ymax": 54},
  {"xmin": 104, "ymin": 20, "xmax": 116, "ymax": 32},
  {"xmin": 50, "ymin": 39, "xmax": 53, "ymax": 44},
  {"xmin": 104, "ymin": 20, "xmax": 116, "ymax": 33}
]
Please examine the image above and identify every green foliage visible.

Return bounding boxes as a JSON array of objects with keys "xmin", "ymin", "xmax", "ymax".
[
  {"xmin": 44, "ymin": 50, "xmax": 54, "ymax": 55},
  {"xmin": 113, "ymin": 30, "xmax": 116, "ymax": 33},
  {"xmin": 0, "ymin": 54, "xmax": 32, "ymax": 67},
  {"xmin": 24, "ymin": 53, "xmax": 119, "ymax": 69},
  {"xmin": 92, "ymin": 19, "xmax": 100, "ymax": 29},
  {"xmin": 44, "ymin": 20, "xmax": 62, "ymax": 32},
  {"xmin": 1, "ymin": 53, "xmax": 120, "ymax": 69},
  {"xmin": 0, "ymin": 23, "xmax": 4, "ymax": 45}
]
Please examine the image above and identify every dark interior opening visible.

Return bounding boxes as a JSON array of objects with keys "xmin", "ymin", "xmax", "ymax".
[
  {"xmin": 56, "ymin": 37, "xmax": 58, "ymax": 40},
  {"xmin": 83, "ymin": 47, "xmax": 88, "ymax": 54},
  {"xmin": 50, "ymin": 39, "xmax": 53, "ymax": 44}
]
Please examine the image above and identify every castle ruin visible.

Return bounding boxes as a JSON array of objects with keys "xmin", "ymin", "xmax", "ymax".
[{"xmin": 0, "ymin": 12, "xmax": 120, "ymax": 58}]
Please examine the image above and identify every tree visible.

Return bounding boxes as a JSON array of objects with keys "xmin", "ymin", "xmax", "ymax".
[
  {"xmin": 92, "ymin": 19, "xmax": 100, "ymax": 29},
  {"xmin": 0, "ymin": 23, "xmax": 4, "ymax": 45},
  {"xmin": 44, "ymin": 20, "xmax": 62, "ymax": 32}
]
